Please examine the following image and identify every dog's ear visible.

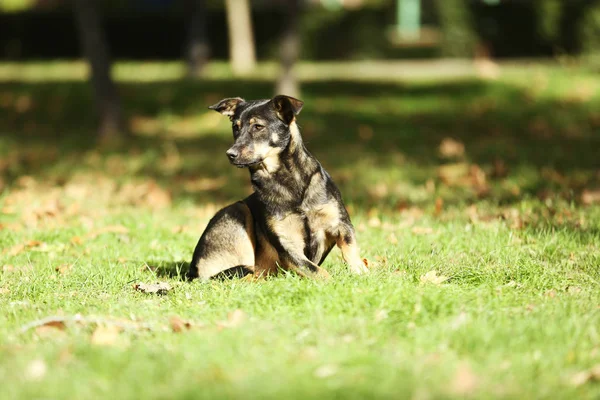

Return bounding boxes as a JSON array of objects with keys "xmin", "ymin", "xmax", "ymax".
[
  {"xmin": 208, "ymin": 97, "xmax": 244, "ymax": 117},
  {"xmin": 272, "ymin": 95, "xmax": 304, "ymax": 124}
]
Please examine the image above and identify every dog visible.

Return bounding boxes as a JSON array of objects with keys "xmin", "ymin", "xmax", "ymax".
[{"xmin": 187, "ymin": 95, "xmax": 368, "ymax": 280}]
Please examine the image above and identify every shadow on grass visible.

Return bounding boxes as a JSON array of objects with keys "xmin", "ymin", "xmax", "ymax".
[{"xmin": 0, "ymin": 77, "xmax": 599, "ymax": 212}]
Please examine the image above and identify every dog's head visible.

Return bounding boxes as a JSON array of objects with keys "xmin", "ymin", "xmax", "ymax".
[{"xmin": 208, "ymin": 95, "xmax": 304, "ymax": 167}]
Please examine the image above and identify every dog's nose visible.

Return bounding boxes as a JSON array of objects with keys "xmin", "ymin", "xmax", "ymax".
[{"xmin": 226, "ymin": 148, "xmax": 238, "ymax": 161}]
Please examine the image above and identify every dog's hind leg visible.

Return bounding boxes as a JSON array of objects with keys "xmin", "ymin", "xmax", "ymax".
[{"xmin": 188, "ymin": 202, "xmax": 256, "ymax": 281}]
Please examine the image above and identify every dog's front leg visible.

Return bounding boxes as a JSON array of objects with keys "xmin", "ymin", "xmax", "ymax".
[
  {"xmin": 336, "ymin": 228, "xmax": 369, "ymax": 275},
  {"xmin": 268, "ymin": 213, "xmax": 330, "ymax": 279}
]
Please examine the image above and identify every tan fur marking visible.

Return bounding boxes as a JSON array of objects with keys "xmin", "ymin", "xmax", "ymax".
[
  {"xmin": 310, "ymin": 202, "xmax": 341, "ymax": 233},
  {"xmin": 269, "ymin": 213, "xmax": 305, "ymax": 251},
  {"xmin": 289, "ymin": 120, "xmax": 301, "ymax": 152},
  {"xmin": 249, "ymin": 117, "xmax": 256, "ymax": 125},
  {"xmin": 235, "ymin": 120, "xmax": 241, "ymax": 127}
]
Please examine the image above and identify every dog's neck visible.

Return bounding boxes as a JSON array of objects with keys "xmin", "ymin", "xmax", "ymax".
[{"xmin": 248, "ymin": 121, "xmax": 320, "ymax": 209}]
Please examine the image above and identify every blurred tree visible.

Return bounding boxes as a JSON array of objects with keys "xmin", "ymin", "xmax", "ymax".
[
  {"xmin": 275, "ymin": 0, "xmax": 301, "ymax": 97},
  {"xmin": 435, "ymin": 0, "xmax": 476, "ymax": 57},
  {"xmin": 185, "ymin": 0, "xmax": 210, "ymax": 77},
  {"xmin": 225, "ymin": 0, "xmax": 256, "ymax": 75},
  {"xmin": 72, "ymin": 0, "xmax": 123, "ymax": 140}
]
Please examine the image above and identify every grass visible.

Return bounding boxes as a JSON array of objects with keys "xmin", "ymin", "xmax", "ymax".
[{"xmin": 1, "ymin": 60, "xmax": 599, "ymax": 399}]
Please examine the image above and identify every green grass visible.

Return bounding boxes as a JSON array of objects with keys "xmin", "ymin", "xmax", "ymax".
[{"xmin": 1, "ymin": 61, "xmax": 599, "ymax": 399}]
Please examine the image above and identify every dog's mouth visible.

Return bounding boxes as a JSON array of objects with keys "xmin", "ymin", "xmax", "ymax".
[{"xmin": 231, "ymin": 159, "xmax": 263, "ymax": 168}]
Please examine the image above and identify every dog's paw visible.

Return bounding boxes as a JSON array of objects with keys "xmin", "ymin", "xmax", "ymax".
[
  {"xmin": 350, "ymin": 261, "xmax": 369, "ymax": 275},
  {"xmin": 315, "ymin": 267, "xmax": 331, "ymax": 280}
]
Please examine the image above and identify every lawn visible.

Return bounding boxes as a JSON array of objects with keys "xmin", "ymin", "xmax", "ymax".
[{"xmin": 0, "ymin": 61, "xmax": 599, "ymax": 399}]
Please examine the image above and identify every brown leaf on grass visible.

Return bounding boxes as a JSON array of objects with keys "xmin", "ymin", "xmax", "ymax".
[
  {"xmin": 0, "ymin": 287, "xmax": 10, "ymax": 295},
  {"xmin": 217, "ymin": 309, "xmax": 247, "ymax": 329},
  {"xmin": 570, "ymin": 364, "xmax": 600, "ymax": 387},
  {"xmin": 438, "ymin": 138, "xmax": 465, "ymax": 159},
  {"xmin": 134, "ymin": 282, "xmax": 173, "ymax": 295},
  {"xmin": 169, "ymin": 316, "xmax": 194, "ymax": 333},
  {"xmin": 420, "ymin": 270, "xmax": 449, "ymax": 285},
  {"xmin": 54, "ymin": 264, "xmax": 72, "ymax": 275},
  {"xmin": 3, "ymin": 240, "xmax": 45, "ymax": 256},
  {"xmin": 91, "ymin": 325, "xmax": 122, "ymax": 346},
  {"xmin": 581, "ymin": 189, "xmax": 600, "ymax": 205},
  {"xmin": 451, "ymin": 362, "xmax": 479, "ymax": 395}
]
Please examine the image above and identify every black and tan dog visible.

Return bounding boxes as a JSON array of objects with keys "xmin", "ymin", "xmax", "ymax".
[{"xmin": 187, "ymin": 95, "xmax": 368, "ymax": 280}]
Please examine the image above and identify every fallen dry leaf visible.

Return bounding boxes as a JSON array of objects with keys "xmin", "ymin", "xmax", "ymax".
[
  {"xmin": 91, "ymin": 325, "xmax": 122, "ymax": 346},
  {"xmin": 420, "ymin": 270, "xmax": 449, "ymax": 285},
  {"xmin": 134, "ymin": 282, "xmax": 173, "ymax": 295},
  {"xmin": 439, "ymin": 138, "xmax": 465, "ymax": 159},
  {"xmin": 570, "ymin": 364, "xmax": 600, "ymax": 387},
  {"xmin": 3, "ymin": 240, "xmax": 45, "ymax": 256},
  {"xmin": 169, "ymin": 316, "xmax": 193, "ymax": 333},
  {"xmin": 0, "ymin": 287, "xmax": 10, "ymax": 295},
  {"xmin": 55, "ymin": 264, "xmax": 72, "ymax": 275}
]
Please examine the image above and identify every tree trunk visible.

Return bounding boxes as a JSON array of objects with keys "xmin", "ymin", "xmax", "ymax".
[
  {"xmin": 225, "ymin": 0, "xmax": 256, "ymax": 75},
  {"xmin": 185, "ymin": 0, "xmax": 210, "ymax": 77},
  {"xmin": 72, "ymin": 0, "xmax": 123, "ymax": 140},
  {"xmin": 275, "ymin": 0, "xmax": 301, "ymax": 97}
]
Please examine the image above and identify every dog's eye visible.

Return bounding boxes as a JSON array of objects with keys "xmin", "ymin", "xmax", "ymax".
[{"xmin": 253, "ymin": 124, "xmax": 265, "ymax": 132}]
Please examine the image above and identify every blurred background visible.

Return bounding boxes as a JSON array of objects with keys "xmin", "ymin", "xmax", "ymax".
[{"xmin": 0, "ymin": 0, "xmax": 599, "ymax": 233}]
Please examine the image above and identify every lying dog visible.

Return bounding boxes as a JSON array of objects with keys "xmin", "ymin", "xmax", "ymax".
[{"xmin": 188, "ymin": 95, "xmax": 368, "ymax": 280}]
